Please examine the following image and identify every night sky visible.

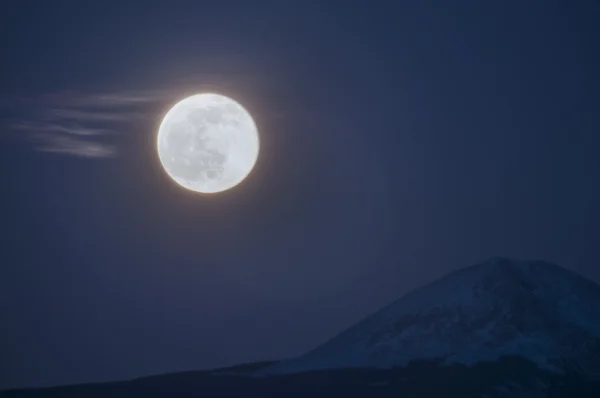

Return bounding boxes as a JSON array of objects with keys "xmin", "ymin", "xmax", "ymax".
[{"xmin": 1, "ymin": 0, "xmax": 599, "ymax": 390}]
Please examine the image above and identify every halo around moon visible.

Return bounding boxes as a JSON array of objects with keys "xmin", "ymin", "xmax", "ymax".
[{"xmin": 157, "ymin": 93, "xmax": 260, "ymax": 193}]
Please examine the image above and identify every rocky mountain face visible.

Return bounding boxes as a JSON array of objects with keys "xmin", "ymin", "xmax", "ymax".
[{"xmin": 263, "ymin": 257, "xmax": 600, "ymax": 377}]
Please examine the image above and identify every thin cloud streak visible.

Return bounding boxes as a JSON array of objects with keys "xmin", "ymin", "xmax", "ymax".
[
  {"xmin": 32, "ymin": 133, "xmax": 117, "ymax": 158},
  {"xmin": 5, "ymin": 89, "xmax": 169, "ymax": 158},
  {"xmin": 23, "ymin": 90, "xmax": 170, "ymax": 108},
  {"xmin": 12, "ymin": 121, "xmax": 113, "ymax": 136},
  {"xmin": 77, "ymin": 93, "xmax": 168, "ymax": 107},
  {"xmin": 44, "ymin": 108, "xmax": 142, "ymax": 123}
]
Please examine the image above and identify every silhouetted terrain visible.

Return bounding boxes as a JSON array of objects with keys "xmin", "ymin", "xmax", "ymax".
[
  {"xmin": 5, "ymin": 258, "xmax": 600, "ymax": 397},
  {"xmin": 3, "ymin": 357, "xmax": 600, "ymax": 398}
]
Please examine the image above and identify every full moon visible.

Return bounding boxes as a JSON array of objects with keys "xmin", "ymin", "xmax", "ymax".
[{"xmin": 157, "ymin": 93, "xmax": 260, "ymax": 193}]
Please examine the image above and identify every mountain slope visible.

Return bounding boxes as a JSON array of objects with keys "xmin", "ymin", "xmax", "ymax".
[{"xmin": 263, "ymin": 257, "xmax": 600, "ymax": 376}]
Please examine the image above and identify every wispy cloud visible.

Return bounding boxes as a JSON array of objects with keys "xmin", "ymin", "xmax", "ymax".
[
  {"xmin": 3, "ymin": 89, "xmax": 169, "ymax": 158},
  {"xmin": 43, "ymin": 108, "xmax": 142, "ymax": 123},
  {"xmin": 32, "ymin": 133, "xmax": 117, "ymax": 158},
  {"xmin": 12, "ymin": 121, "xmax": 113, "ymax": 136}
]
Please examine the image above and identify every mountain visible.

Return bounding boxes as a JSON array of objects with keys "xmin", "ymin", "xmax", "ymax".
[
  {"xmin": 262, "ymin": 257, "xmax": 600, "ymax": 377},
  {"xmin": 4, "ymin": 257, "xmax": 600, "ymax": 397}
]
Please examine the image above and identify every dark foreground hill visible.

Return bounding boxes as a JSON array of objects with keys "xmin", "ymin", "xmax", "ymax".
[{"xmin": 3, "ymin": 357, "xmax": 600, "ymax": 398}]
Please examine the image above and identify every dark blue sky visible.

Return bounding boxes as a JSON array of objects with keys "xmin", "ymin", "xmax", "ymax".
[{"xmin": 1, "ymin": 0, "xmax": 599, "ymax": 390}]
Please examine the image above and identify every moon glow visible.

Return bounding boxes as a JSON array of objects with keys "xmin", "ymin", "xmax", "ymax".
[{"xmin": 157, "ymin": 93, "xmax": 260, "ymax": 193}]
